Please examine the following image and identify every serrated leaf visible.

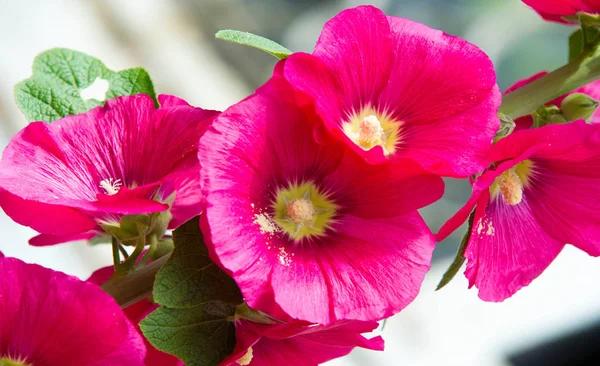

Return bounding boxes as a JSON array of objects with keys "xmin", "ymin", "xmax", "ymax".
[
  {"xmin": 153, "ymin": 217, "xmax": 243, "ymax": 308},
  {"xmin": 140, "ymin": 302, "xmax": 236, "ymax": 366},
  {"xmin": 216, "ymin": 29, "xmax": 292, "ymax": 59},
  {"xmin": 14, "ymin": 48, "xmax": 157, "ymax": 122}
]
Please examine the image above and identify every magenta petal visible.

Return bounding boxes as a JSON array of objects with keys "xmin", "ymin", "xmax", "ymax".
[
  {"xmin": 0, "ymin": 257, "xmax": 145, "ymax": 365},
  {"xmin": 0, "ymin": 189, "xmax": 97, "ymax": 236},
  {"xmin": 29, "ymin": 231, "xmax": 97, "ymax": 246},
  {"xmin": 464, "ymin": 191, "xmax": 564, "ymax": 302},
  {"xmin": 270, "ymin": 212, "xmax": 435, "ymax": 324},
  {"xmin": 522, "ymin": 0, "xmax": 589, "ymax": 15},
  {"xmin": 312, "ymin": 5, "xmax": 393, "ymax": 105}
]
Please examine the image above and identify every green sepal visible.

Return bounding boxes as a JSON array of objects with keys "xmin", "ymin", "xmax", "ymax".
[
  {"xmin": 216, "ymin": 30, "xmax": 292, "ymax": 60},
  {"xmin": 14, "ymin": 48, "xmax": 157, "ymax": 122},
  {"xmin": 436, "ymin": 212, "xmax": 474, "ymax": 291},
  {"xmin": 140, "ymin": 302, "xmax": 237, "ymax": 366},
  {"xmin": 153, "ymin": 217, "xmax": 243, "ymax": 308}
]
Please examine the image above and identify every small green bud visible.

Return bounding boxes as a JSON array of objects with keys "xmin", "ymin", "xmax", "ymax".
[
  {"xmin": 561, "ymin": 93, "xmax": 599, "ymax": 122},
  {"xmin": 533, "ymin": 105, "xmax": 566, "ymax": 127},
  {"xmin": 495, "ymin": 113, "xmax": 516, "ymax": 142}
]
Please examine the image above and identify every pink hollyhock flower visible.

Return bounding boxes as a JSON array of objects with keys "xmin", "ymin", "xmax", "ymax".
[
  {"xmin": 436, "ymin": 121, "xmax": 600, "ymax": 301},
  {"xmin": 199, "ymin": 83, "xmax": 444, "ymax": 324},
  {"xmin": 220, "ymin": 319, "xmax": 383, "ymax": 366},
  {"xmin": 88, "ymin": 266, "xmax": 183, "ymax": 366},
  {"xmin": 522, "ymin": 0, "xmax": 600, "ymax": 24},
  {"xmin": 281, "ymin": 5, "xmax": 501, "ymax": 177},
  {"xmin": 505, "ymin": 71, "xmax": 600, "ymax": 130},
  {"xmin": 0, "ymin": 256, "xmax": 146, "ymax": 365},
  {"xmin": 0, "ymin": 94, "xmax": 218, "ymax": 246}
]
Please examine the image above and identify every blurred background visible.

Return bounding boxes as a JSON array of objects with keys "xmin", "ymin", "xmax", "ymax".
[{"xmin": 1, "ymin": 0, "xmax": 600, "ymax": 365}]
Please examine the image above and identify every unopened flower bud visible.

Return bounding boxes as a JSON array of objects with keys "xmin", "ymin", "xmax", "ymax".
[
  {"xmin": 561, "ymin": 93, "xmax": 599, "ymax": 122},
  {"xmin": 533, "ymin": 105, "xmax": 566, "ymax": 127},
  {"xmin": 495, "ymin": 113, "xmax": 516, "ymax": 141}
]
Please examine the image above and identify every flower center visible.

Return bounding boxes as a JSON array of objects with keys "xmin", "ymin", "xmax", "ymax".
[
  {"xmin": 0, "ymin": 356, "xmax": 32, "ymax": 366},
  {"xmin": 286, "ymin": 198, "xmax": 315, "ymax": 224},
  {"xmin": 99, "ymin": 178, "xmax": 122, "ymax": 195},
  {"xmin": 490, "ymin": 160, "xmax": 535, "ymax": 205},
  {"xmin": 358, "ymin": 115, "xmax": 384, "ymax": 146},
  {"xmin": 497, "ymin": 169, "xmax": 523, "ymax": 205},
  {"xmin": 342, "ymin": 105, "xmax": 402, "ymax": 156},
  {"xmin": 272, "ymin": 181, "xmax": 338, "ymax": 241},
  {"xmin": 237, "ymin": 347, "xmax": 253, "ymax": 366}
]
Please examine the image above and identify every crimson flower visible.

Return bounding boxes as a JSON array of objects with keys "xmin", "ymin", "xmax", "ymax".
[
  {"xmin": 282, "ymin": 5, "xmax": 501, "ymax": 177},
  {"xmin": 0, "ymin": 95, "xmax": 217, "ymax": 246},
  {"xmin": 0, "ymin": 254, "xmax": 145, "ymax": 365},
  {"xmin": 437, "ymin": 121, "xmax": 600, "ymax": 301}
]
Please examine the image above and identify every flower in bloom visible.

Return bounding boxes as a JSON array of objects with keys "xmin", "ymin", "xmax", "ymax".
[
  {"xmin": 505, "ymin": 72, "xmax": 600, "ymax": 130},
  {"xmin": 281, "ymin": 5, "xmax": 501, "ymax": 177},
  {"xmin": 220, "ymin": 319, "xmax": 383, "ymax": 366},
  {"xmin": 436, "ymin": 121, "xmax": 600, "ymax": 301},
  {"xmin": 199, "ymin": 84, "xmax": 444, "ymax": 324},
  {"xmin": 522, "ymin": 0, "xmax": 600, "ymax": 24},
  {"xmin": 0, "ymin": 94, "xmax": 218, "ymax": 246},
  {"xmin": 88, "ymin": 266, "xmax": 183, "ymax": 366},
  {"xmin": 0, "ymin": 254, "xmax": 146, "ymax": 365}
]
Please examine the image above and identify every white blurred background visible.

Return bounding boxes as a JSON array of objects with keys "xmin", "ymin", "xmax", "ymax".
[{"xmin": 1, "ymin": 1, "xmax": 600, "ymax": 365}]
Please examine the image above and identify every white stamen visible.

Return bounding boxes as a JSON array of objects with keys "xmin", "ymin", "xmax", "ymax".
[
  {"xmin": 99, "ymin": 178, "xmax": 122, "ymax": 195},
  {"xmin": 359, "ymin": 115, "xmax": 384, "ymax": 145}
]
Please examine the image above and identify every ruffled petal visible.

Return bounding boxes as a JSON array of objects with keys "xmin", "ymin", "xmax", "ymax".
[
  {"xmin": 464, "ymin": 190, "xmax": 564, "ymax": 302},
  {"xmin": 270, "ymin": 212, "xmax": 434, "ymax": 323},
  {"xmin": 0, "ymin": 257, "xmax": 145, "ymax": 364}
]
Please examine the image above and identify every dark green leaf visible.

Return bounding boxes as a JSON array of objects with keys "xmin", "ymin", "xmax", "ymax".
[
  {"xmin": 153, "ymin": 217, "xmax": 243, "ymax": 308},
  {"xmin": 216, "ymin": 30, "xmax": 292, "ymax": 60},
  {"xmin": 436, "ymin": 212, "xmax": 474, "ymax": 291},
  {"xmin": 140, "ymin": 302, "xmax": 236, "ymax": 366},
  {"xmin": 14, "ymin": 48, "xmax": 157, "ymax": 122}
]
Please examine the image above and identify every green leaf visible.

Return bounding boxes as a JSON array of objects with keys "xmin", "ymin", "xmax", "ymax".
[
  {"xmin": 14, "ymin": 48, "xmax": 157, "ymax": 122},
  {"xmin": 140, "ymin": 302, "xmax": 236, "ymax": 366},
  {"xmin": 436, "ymin": 212, "xmax": 474, "ymax": 291},
  {"xmin": 216, "ymin": 30, "xmax": 292, "ymax": 60},
  {"xmin": 153, "ymin": 217, "xmax": 243, "ymax": 308},
  {"xmin": 569, "ymin": 29, "xmax": 584, "ymax": 62}
]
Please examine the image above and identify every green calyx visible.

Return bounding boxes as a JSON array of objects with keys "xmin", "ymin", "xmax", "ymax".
[{"xmin": 533, "ymin": 105, "xmax": 568, "ymax": 127}]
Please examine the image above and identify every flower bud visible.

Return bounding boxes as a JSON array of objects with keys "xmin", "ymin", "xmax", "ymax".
[
  {"xmin": 561, "ymin": 93, "xmax": 599, "ymax": 122},
  {"xmin": 533, "ymin": 105, "xmax": 567, "ymax": 127},
  {"xmin": 495, "ymin": 113, "xmax": 516, "ymax": 141}
]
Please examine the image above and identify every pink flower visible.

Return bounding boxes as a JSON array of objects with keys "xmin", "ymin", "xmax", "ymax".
[
  {"xmin": 436, "ymin": 121, "xmax": 600, "ymax": 301},
  {"xmin": 220, "ymin": 319, "xmax": 383, "ymax": 366},
  {"xmin": 199, "ymin": 83, "xmax": 444, "ymax": 324},
  {"xmin": 0, "ymin": 256, "xmax": 146, "ymax": 365},
  {"xmin": 281, "ymin": 5, "xmax": 501, "ymax": 177},
  {"xmin": 522, "ymin": 0, "xmax": 600, "ymax": 24},
  {"xmin": 0, "ymin": 94, "xmax": 218, "ymax": 246},
  {"xmin": 88, "ymin": 266, "xmax": 184, "ymax": 366},
  {"xmin": 505, "ymin": 71, "xmax": 600, "ymax": 130}
]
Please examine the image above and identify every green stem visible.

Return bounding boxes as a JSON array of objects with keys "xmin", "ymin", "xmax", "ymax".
[
  {"xmin": 499, "ymin": 53, "xmax": 600, "ymax": 119},
  {"xmin": 119, "ymin": 244, "xmax": 130, "ymax": 260},
  {"xmin": 111, "ymin": 237, "xmax": 121, "ymax": 266},
  {"xmin": 140, "ymin": 235, "xmax": 158, "ymax": 265},
  {"xmin": 124, "ymin": 236, "xmax": 146, "ymax": 271}
]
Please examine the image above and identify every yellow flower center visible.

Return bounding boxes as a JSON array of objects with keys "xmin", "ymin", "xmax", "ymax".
[
  {"xmin": 237, "ymin": 347, "xmax": 253, "ymax": 366},
  {"xmin": 490, "ymin": 160, "xmax": 535, "ymax": 206},
  {"xmin": 342, "ymin": 105, "xmax": 402, "ymax": 156},
  {"xmin": 272, "ymin": 181, "xmax": 338, "ymax": 241},
  {"xmin": 0, "ymin": 356, "xmax": 32, "ymax": 366}
]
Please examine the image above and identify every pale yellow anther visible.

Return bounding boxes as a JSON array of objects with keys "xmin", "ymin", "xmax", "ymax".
[
  {"xmin": 286, "ymin": 198, "xmax": 315, "ymax": 224},
  {"xmin": 497, "ymin": 169, "xmax": 523, "ymax": 205},
  {"xmin": 237, "ymin": 347, "xmax": 253, "ymax": 366},
  {"xmin": 358, "ymin": 115, "xmax": 384, "ymax": 146}
]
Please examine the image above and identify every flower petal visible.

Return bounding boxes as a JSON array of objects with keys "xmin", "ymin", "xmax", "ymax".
[{"xmin": 464, "ymin": 190, "xmax": 564, "ymax": 302}]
